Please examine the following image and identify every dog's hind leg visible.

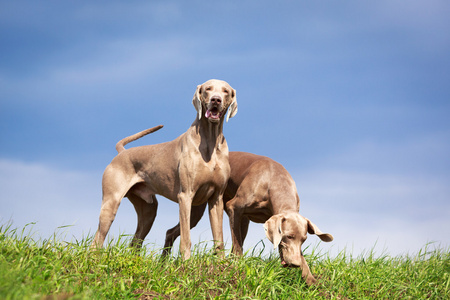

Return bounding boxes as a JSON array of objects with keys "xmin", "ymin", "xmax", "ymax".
[
  {"xmin": 225, "ymin": 198, "xmax": 246, "ymax": 255},
  {"xmin": 162, "ymin": 202, "xmax": 207, "ymax": 257},
  {"xmin": 238, "ymin": 217, "xmax": 250, "ymax": 252},
  {"xmin": 91, "ymin": 166, "xmax": 138, "ymax": 249},
  {"xmin": 128, "ymin": 192, "xmax": 158, "ymax": 249}
]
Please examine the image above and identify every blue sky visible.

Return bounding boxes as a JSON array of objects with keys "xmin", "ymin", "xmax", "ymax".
[{"xmin": 1, "ymin": 0, "xmax": 449, "ymax": 257}]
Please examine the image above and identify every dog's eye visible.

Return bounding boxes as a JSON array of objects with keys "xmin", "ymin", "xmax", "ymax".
[
  {"xmin": 223, "ymin": 88, "xmax": 229, "ymax": 94},
  {"xmin": 205, "ymin": 86, "xmax": 212, "ymax": 91},
  {"xmin": 286, "ymin": 235, "xmax": 295, "ymax": 240}
]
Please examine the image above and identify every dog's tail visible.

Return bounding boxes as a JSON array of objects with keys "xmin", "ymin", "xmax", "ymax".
[{"xmin": 116, "ymin": 125, "xmax": 164, "ymax": 153}]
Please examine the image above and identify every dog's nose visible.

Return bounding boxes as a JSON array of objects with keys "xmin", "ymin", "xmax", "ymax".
[{"xmin": 211, "ymin": 96, "xmax": 222, "ymax": 105}]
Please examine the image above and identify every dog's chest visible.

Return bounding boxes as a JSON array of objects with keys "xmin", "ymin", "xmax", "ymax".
[
  {"xmin": 189, "ymin": 155, "xmax": 230, "ymax": 204},
  {"xmin": 196, "ymin": 156, "xmax": 229, "ymax": 185}
]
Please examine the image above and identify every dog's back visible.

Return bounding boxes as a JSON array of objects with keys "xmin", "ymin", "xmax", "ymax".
[{"xmin": 225, "ymin": 151, "xmax": 299, "ymax": 213}]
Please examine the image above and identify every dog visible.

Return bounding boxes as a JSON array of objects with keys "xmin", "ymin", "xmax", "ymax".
[
  {"xmin": 163, "ymin": 151, "xmax": 333, "ymax": 285},
  {"xmin": 90, "ymin": 79, "xmax": 238, "ymax": 260}
]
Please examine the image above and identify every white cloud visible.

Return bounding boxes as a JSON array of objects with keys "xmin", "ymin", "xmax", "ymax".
[
  {"xmin": 0, "ymin": 159, "xmax": 101, "ymax": 236},
  {"xmin": 291, "ymin": 155, "xmax": 450, "ymax": 257},
  {"xmin": 235, "ymin": 167, "xmax": 450, "ymax": 259},
  {"xmin": 0, "ymin": 159, "xmax": 232, "ymax": 253},
  {"xmin": 1, "ymin": 139, "xmax": 449, "ymax": 258}
]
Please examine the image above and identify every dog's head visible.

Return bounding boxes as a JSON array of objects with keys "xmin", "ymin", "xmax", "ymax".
[
  {"xmin": 264, "ymin": 212, "xmax": 333, "ymax": 284},
  {"xmin": 192, "ymin": 79, "xmax": 237, "ymax": 123}
]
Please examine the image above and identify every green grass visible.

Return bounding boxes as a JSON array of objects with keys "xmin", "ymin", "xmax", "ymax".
[{"xmin": 1, "ymin": 223, "xmax": 449, "ymax": 299}]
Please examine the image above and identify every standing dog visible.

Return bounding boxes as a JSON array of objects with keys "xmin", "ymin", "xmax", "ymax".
[
  {"xmin": 163, "ymin": 152, "xmax": 333, "ymax": 285},
  {"xmin": 91, "ymin": 79, "xmax": 238, "ymax": 260}
]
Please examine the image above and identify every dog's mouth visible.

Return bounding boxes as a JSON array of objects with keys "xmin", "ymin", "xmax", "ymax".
[
  {"xmin": 279, "ymin": 248, "xmax": 300, "ymax": 268},
  {"xmin": 205, "ymin": 106, "xmax": 222, "ymax": 120}
]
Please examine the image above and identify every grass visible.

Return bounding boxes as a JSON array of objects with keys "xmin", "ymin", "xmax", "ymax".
[{"xmin": 1, "ymin": 222, "xmax": 449, "ymax": 299}]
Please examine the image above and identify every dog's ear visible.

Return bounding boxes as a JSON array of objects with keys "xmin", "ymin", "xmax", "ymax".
[
  {"xmin": 264, "ymin": 214, "xmax": 284, "ymax": 249},
  {"xmin": 226, "ymin": 88, "xmax": 238, "ymax": 122},
  {"xmin": 306, "ymin": 218, "xmax": 333, "ymax": 242},
  {"xmin": 192, "ymin": 84, "xmax": 202, "ymax": 120}
]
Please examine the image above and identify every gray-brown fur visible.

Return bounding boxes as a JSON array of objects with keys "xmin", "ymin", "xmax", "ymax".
[
  {"xmin": 90, "ymin": 79, "xmax": 238, "ymax": 260},
  {"xmin": 163, "ymin": 151, "xmax": 333, "ymax": 285}
]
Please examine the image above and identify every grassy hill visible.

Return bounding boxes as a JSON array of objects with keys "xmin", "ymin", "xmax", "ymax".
[{"xmin": 1, "ymin": 223, "xmax": 448, "ymax": 299}]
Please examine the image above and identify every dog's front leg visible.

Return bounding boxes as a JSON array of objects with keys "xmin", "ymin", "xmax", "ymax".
[
  {"xmin": 208, "ymin": 193, "xmax": 224, "ymax": 256},
  {"xmin": 300, "ymin": 255, "xmax": 317, "ymax": 285},
  {"xmin": 178, "ymin": 191, "xmax": 192, "ymax": 260}
]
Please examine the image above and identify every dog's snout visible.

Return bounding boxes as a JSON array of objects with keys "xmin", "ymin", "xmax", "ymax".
[{"xmin": 211, "ymin": 96, "xmax": 222, "ymax": 104}]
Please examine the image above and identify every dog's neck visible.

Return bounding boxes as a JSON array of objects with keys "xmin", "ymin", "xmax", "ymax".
[
  {"xmin": 272, "ymin": 197, "xmax": 300, "ymax": 215},
  {"xmin": 191, "ymin": 117, "xmax": 227, "ymax": 162}
]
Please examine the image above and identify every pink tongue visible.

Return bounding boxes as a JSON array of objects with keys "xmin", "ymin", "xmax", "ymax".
[{"xmin": 205, "ymin": 110, "xmax": 219, "ymax": 119}]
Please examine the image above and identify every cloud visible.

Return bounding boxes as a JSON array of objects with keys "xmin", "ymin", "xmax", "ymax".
[
  {"xmin": 1, "ymin": 0, "xmax": 449, "ymax": 259},
  {"xmin": 0, "ymin": 159, "xmax": 232, "ymax": 253},
  {"xmin": 236, "ymin": 166, "xmax": 450, "ymax": 258},
  {"xmin": 0, "ymin": 159, "xmax": 101, "ymax": 235},
  {"xmin": 320, "ymin": 131, "xmax": 450, "ymax": 176},
  {"xmin": 290, "ymin": 136, "xmax": 450, "ymax": 257},
  {"xmin": 1, "ymin": 135, "xmax": 449, "ymax": 258}
]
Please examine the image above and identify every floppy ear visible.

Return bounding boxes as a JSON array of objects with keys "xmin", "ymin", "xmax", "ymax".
[
  {"xmin": 306, "ymin": 218, "xmax": 334, "ymax": 242},
  {"xmin": 192, "ymin": 84, "xmax": 202, "ymax": 120},
  {"xmin": 264, "ymin": 214, "xmax": 284, "ymax": 249},
  {"xmin": 226, "ymin": 89, "xmax": 238, "ymax": 122}
]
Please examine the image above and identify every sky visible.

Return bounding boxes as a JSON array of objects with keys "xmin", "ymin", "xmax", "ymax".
[{"xmin": 1, "ymin": 0, "xmax": 449, "ymax": 258}]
